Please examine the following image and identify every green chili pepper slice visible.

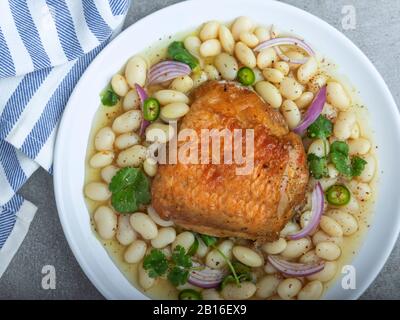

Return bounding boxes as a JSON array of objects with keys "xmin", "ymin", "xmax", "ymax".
[
  {"xmin": 178, "ymin": 289, "xmax": 202, "ymax": 300},
  {"xmin": 143, "ymin": 98, "xmax": 160, "ymax": 121},
  {"xmin": 325, "ymin": 184, "xmax": 351, "ymax": 206},
  {"xmin": 237, "ymin": 67, "xmax": 255, "ymax": 86}
]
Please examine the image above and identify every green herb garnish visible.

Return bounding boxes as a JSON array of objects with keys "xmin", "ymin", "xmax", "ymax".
[
  {"xmin": 351, "ymin": 156, "xmax": 367, "ymax": 177},
  {"xmin": 329, "ymin": 141, "xmax": 367, "ymax": 177},
  {"xmin": 200, "ymin": 234, "xmax": 218, "ymax": 247},
  {"xmin": 168, "ymin": 41, "xmax": 199, "ymax": 70},
  {"xmin": 307, "ymin": 153, "xmax": 329, "ymax": 179},
  {"xmin": 221, "ymin": 262, "xmax": 252, "ymax": 289},
  {"xmin": 100, "ymin": 87, "xmax": 119, "ymax": 106},
  {"xmin": 307, "ymin": 115, "xmax": 333, "ymax": 139},
  {"xmin": 109, "ymin": 167, "xmax": 151, "ymax": 213},
  {"xmin": 143, "ymin": 249, "xmax": 169, "ymax": 278}
]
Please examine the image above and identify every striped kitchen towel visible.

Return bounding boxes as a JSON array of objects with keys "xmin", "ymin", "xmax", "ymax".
[{"xmin": 0, "ymin": 0, "xmax": 131, "ymax": 277}]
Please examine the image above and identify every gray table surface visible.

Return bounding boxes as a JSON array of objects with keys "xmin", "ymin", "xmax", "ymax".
[{"xmin": 0, "ymin": 0, "xmax": 399, "ymax": 300}]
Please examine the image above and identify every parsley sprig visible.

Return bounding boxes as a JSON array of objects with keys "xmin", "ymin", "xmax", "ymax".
[{"xmin": 330, "ymin": 141, "xmax": 367, "ymax": 177}]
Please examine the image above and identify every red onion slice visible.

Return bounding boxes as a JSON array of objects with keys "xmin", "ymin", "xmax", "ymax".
[
  {"xmin": 267, "ymin": 255, "xmax": 325, "ymax": 277},
  {"xmin": 293, "ymin": 86, "xmax": 327, "ymax": 136},
  {"xmin": 188, "ymin": 263, "xmax": 227, "ymax": 289},
  {"xmin": 288, "ymin": 182, "xmax": 324, "ymax": 240},
  {"xmin": 134, "ymin": 84, "xmax": 150, "ymax": 136},
  {"xmin": 148, "ymin": 60, "xmax": 191, "ymax": 85}
]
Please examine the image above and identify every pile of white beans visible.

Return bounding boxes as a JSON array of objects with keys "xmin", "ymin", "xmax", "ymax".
[{"xmin": 84, "ymin": 16, "xmax": 376, "ymax": 300}]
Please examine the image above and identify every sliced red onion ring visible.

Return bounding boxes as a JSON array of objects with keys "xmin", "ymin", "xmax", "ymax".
[
  {"xmin": 134, "ymin": 84, "xmax": 150, "ymax": 136},
  {"xmin": 148, "ymin": 60, "xmax": 191, "ymax": 85},
  {"xmin": 188, "ymin": 263, "xmax": 227, "ymax": 289},
  {"xmin": 293, "ymin": 86, "xmax": 327, "ymax": 136},
  {"xmin": 267, "ymin": 255, "xmax": 325, "ymax": 277},
  {"xmin": 288, "ymin": 182, "xmax": 324, "ymax": 240}
]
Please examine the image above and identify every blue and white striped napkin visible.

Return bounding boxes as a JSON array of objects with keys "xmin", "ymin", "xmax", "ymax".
[{"xmin": 0, "ymin": 0, "xmax": 131, "ymax": 277}]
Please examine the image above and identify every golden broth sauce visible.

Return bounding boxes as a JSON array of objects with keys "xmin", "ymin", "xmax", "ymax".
[{"xmin": 83, "ymin": 29, "xmax": 377, "ymax": 300}]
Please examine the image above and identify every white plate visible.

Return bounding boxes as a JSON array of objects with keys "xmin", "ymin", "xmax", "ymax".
[{"xmin": 54, "ymin": 0, "xmax": 400, "ymax": 300}]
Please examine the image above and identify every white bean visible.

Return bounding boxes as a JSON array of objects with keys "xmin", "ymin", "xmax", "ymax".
[
  {"xmin": 218, "ymin": 25, "xmax": 235, "ymax": 54},
  {"xmin": 235, "ymin": 42, "xmax": 256, "ymax": 68},
  {"xmin": 214, "ymin": 53, "xmax": 238, "ymax": 80},
  {"xmin": 239, "ymin": 32, "xmax": 259, "ymax": 48},
  {"xmin": 307, "ymin": 261, "xmax": 337, "ymax": 282},
  {"xmin": 145, "ymin": 123, "xmax": 174, "ymax": 143},
  {"xmin": 147, "ymin": 206, "xmax": 174, "ymax": 227},
  {"xmin": 295, "ymin": 91, "xmax": 314, "ymax": 109},
  {"xmin": 319, "ymin": 177, "xmax": 338, "ymax": 191},
  {"xmin": 273, "ymin": 61, "xmax": 289, "ymax": 75},
  {"xmin": 184, "ymin": 36, "xmax": 201, "ymax": 57},
  {"xmin": 281, "ymin": 238, "xmax": 311, "ymax": 259},
  {"xmin": 232, "ymin": 246, "xmax": 263, "ymax": 267},
  {"xmin": 112, "ymin": 110, "xmax": 142, "ymax": 134},
  {"xmin": 299, "ymin": 250, "xmax": 320, "ymax": 264},
  {"xmin": 277, "ymin": 278, "xmax": 302, "ymax": 300},
  {"xmin": 255, "ymin": 81, "xmax": 282, "ymax": 109},
  {"xmin": 334, "ymin": 111, "xmax": 356, "ymax": 140},
  {"xmin": 262, "ymin": 68, "xmax": 284, "ymax": 83},
  {"xmin": 95, "ymin": 127, "xmax": 115, "ymax": 151},
  {"xmin": 151, "ymin": 227, "xmax": 176, "ymax": 248},
  {"xmin": 129, "ymin": 212, "xmax": 158, "ymax": 240},
  {"xmin": 116, "ymin": 215, "xmax": 136, "ymax": 245},
  {"xmin": 111, "ymin": 74, "xmax": 129, "ymax": 96},
  {"xmin": 138, "ymin": 262, "xmax": 156, "ymax": 289},
  {"xmin": 101, "ymin": 165, "xmax": 119, "ymax": 184},
  {"xmin": 123, "ymin": 89, "xmax": 140, "ymax": 111},
  {"xmin": 124, "ymin": 240, "xmax": 147, "ymax": 263},
  {"xmin": 327, "ymin": 164, "xmax": 339, "ymax": 178},
  {"xmin": 312, "ymin": 230, "xmax": 343, "ymax": 247},
  {"xmin": 160, "ymin": 102, "xmax": 190, "ymax": 121},
  {"xmin": 203, "ymin": 64, "xmax": 220, "ymax": 81},
  {"xmin": 349, "ymin": 181, "xmax": 372, "ymax": 202},
  {"xmin": 308, "ymin": 139, "xmax": 329, "ymax": 157},
  {"xmin": 298, "ymin": 280, "xmax": 323, "ymax": 300},
  {"xmin": 153, "ymin": 90, "xmax": 189, "ymax": 105},
  {"xmin": 297, "ymin": 57, "xmax": 318, "ymax": 84},
  {"xmin": 254, "ymin": 26, "xmax": 270, "ymax": 42},
  {"xmin": 170, "ymin": 76, "xmax": 194, "ymax": 93},
  {"xmin": 350, "ymin": 123, "xmax": 360, "ymax": 139},
  {"xmin": 191, "ymin": 71, "xmax": 208, "ymax": 88},
  {"xmin": 200, "ymin": 21, "xmax": 220, "ymax": 41},
  {"xmin": 321, "ymin": 102, "xmax": 337, "ymax": 121},
  {"xmin": 358, "ymin": 155, "xmax": 375, "ymax": 182},
  {"xmin": 202, "ymin": 289, "xmax": 223, "ymax": 300},
  {"xmin": 117, "ymin": 145, "xmax": 147, "ymax": 167},
  {"xmin": 93, "ymin": 206, "xmax": 117, "ymax": 240},
  {"xmin": 326, "ymin": 82, "xmax": 350, "ymax": 111},
  {"xmin": 281, "ymin": 100, "xmax": 301, "ymax": 129},
  {"xmin": 320, "ymin": 216, "xmax": 343, "ymax": 237},
  {"xmin": 115, "ymin": 132, "xmax": 140, "ymax": 150},
  {"xmin": 196, "ymin": 238, "xmax": 209, "ymax": 258},
  {"xmin": 279, "ymin": 77, "xmax": 303, "ymax": 100},
  {"xmin": 143, "ymin": 158, "xmax": 158, "ymax": 177},
  {"xmin": 172, "ymin": 231, "xmax": 195, "ymax": 252},
  {"xmin": 325, "ymin": 210, "xmax": 358, "ymax": 236},
  {"xmin": 221, "ymin": 282, "xmax": 256, "ymax": 300},
  {"xmin": 344, "ymin": 195, "xmax": 360, "ymax": 214},
  {"xmin": 125, "ymin": 56, "xmax": 147, "ymax": 87},
  {"xmin": 348, "ymin": 138, "xmax": 371, "ymax": 155},
  {"xmin": 231, "ymin": 16, "xmax": 254, "ymax": 40},
  {"xmin": 253, "ymin": 67, "xmax": 264, "ymax": 83},
  {"xmin": 280, "ymin": 221, "xmax": 300, "ymax": 237},
  {"xmin": 285, "ymin": 51, "xmax": 304, "ymax": 70},
  {"xmin": 257, "ymin": 48, "xmax": 277, "ymax": 69},
  {"xmin": 200, "ymin": 39, "xmax": 222, "ymax": 57},
  {"xmin": 264, "ymin": 262, "xmax": 278, "ymax": 274},
  {"xmin": 206, "ymin": 240, "xmax": 233, "ymax": 269},
  {"xmin": 308, "ymin": 74, "xmax": 327, "ymax": 94},
  {"xmin": 90, "ymin": 151, "xmax": 114, "ymax": 168},
  {"xmin": 262, "ymin": 238, "xmax": 287, "ymax": 255},
  {"xmin": 316, "ymin": 241, "xmax": 341, "ymax": 261},
  {"xmin": 300, "ymin": 210, "xmax": 312, "ymax": 229},
  {"xmin": 85, "ymin": 182, "xmax": 111, "ymax": 201},
  {"xmin": 256, "ymin": 275, "xmax": 280, "ymax": 299}
]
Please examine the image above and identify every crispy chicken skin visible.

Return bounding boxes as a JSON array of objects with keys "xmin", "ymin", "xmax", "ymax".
[{"xmin": 151, "ymin": 81, "xmax": 309, "ymax": 241}]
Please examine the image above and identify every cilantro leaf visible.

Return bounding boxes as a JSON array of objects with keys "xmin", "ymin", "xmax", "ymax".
[
  {"xmin": 172, "ymin": 245, "xmax": 192, "ymax": 269},
  {"xmin": 143, "ymin": 249, "xmax": 169, "ymax": 278},
  {"xmin": 307, "ymin": 116, "xmax": 333, "ymax": 139},
  {"xmin": 330, "ymin": 141, "xmax": 349, "ymax": 155},
  {"xmin": 351, "ymin": 156, "xmax": 367, "ymax": 177},
  {"xmin": 221, "ymin": 262, "xmax": 252, "ymax": 289},
  {"xmin": 200, "ymin": 234, "xmax": 218, "ymax": 247},
  {"xmin": 330, "ymin": 151, "xmax": 352, "ymax": 176},
  {"xmin": 109, "ymin": 168, "xmax": 151, "ymax": 213},
  {"xmin": 168, "ymin": 267, "xmax": 189, "ymax": 286},
  {"xmin": 307, "ymin": 154, "xmax": 328, "ymax": 179},
  {"xmin": 168, "ymin": 41, "xmax": 199, "ymax": 70},
  {"xmin": 101, "ymin": 88, "xmax": 119, "ymax": 106}
]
